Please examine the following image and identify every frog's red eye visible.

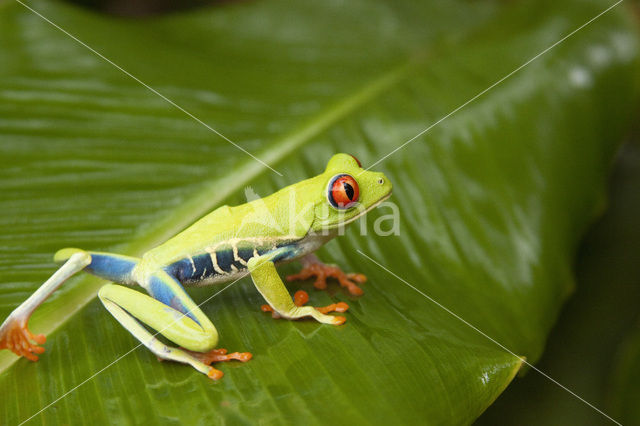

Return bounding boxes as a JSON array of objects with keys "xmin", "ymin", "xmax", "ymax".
[
  {"xmin": 327, "ymin": 174, "xmax": 359, "ymax": 209},
  {"xmin": 350, "ymin": 155, "xmax": 362, "ymax": 168}
]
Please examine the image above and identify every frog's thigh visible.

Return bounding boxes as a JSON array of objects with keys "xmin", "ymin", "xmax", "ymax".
[
  {"xmin": 98, "ymin": 274, "xmax": 218, "ymax": 352},
  {"xmin": 247, "ymin": 256, "xmax": 342, "ymax": 325},
  {"xmin": 98, "ymin": 284, "xmax": 215, "ymax": 376}
]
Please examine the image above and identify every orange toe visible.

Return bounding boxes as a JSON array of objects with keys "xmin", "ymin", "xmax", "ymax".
[
  {"xmin": 316, "ymin": 301, "xmax": 350, "ymax": 315},
  {"xmin": 346, "ymin": 285, "xmax": 364, "ymax": 296},
  {"xmin": 183, "ymin": 347, "xmax": 251, "ymax": 380},
  {"xmin": 287, "ymin": 263, "xmax": 366, "ymax": 296},
  {"xmin": 332, "ymin": 316, "xmax": 347, "ymax": 325},
  {"xmin": 346, "ymin": 273, "xmax": 367, "ymax": 284},
  {"xmin": 207, "ymin": 367, "xmax": 224, "ymax": 380},
  {"xmin": 0, "ymin": 319, "xmax": 46, "ymax": 362},
  {"xmin": 190, "ymin": 348, "xmax": 253, "ymax": 365},
  {"xmin": 313, "ymin": 277, "xmax": 328, "ymax": 291},
  {"xmin": 293, "ymin": 290, "xmax": 309, "ymax": 306}
]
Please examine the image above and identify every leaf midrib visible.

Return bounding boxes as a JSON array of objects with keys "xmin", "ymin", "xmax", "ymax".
[{"xmin": 0, "ymin": 52, "xmax": 420, "ymax": 372}]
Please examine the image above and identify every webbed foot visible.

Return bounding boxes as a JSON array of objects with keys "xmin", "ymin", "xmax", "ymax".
[
  {"xmin": 287, "ymin": 260, "xmax": 366, "ymax": 296},
  {"xmin": 183, "ymin": 348, "xmax": 252, "ymax": 380},
  {"xmin": 0, "ymin": 317, "xmax": 46, "ymax": 361},
  {"xmin": 261, "ymin": 290, "xmax": 349, "ymax": 324}
]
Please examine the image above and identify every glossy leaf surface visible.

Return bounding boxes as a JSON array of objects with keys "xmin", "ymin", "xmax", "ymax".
[
  {"xmin": 477, "ymin": 140, "xmax": 640, "ymax": 425},
  {"xmin": 0, "ymin": 0, "xmax": 638, "ymax": 424}
]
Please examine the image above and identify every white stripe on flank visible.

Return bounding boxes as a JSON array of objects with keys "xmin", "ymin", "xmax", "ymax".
[
  {"xmin": 233, "ymin": 244, "xmax": 248, "ymax": 266},
  {"xmin": 208, "ymin": 251, "xmax": 227, "ymax": 275}
]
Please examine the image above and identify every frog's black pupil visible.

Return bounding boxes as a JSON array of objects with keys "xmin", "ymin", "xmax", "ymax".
[{"xmin": 343, "ymin": 182, "xmax": 354, "ymax": 200}]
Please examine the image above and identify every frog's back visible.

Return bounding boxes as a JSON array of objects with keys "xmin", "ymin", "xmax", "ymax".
[
  {"xmin": 144, "ymin": 205, "xmax": 236, "ymax": 265},
  {"xmin": 144, "ymin": 204, "xmax": 285, "ymax": 260},
  {"xmin": 139, "ymin": 184, "xmax": 317, "ymax": 284}
]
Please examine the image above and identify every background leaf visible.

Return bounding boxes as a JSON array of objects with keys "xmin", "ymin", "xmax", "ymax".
[
  {"xmin": 476, "ymin": 137, "xmax": 640, "ymax": 425},
  {"xmin": 0, "ymin": 0, "xmax": 638, "ymax": 424},
  {"xmin": 610, "ymin": 330, "xmax": 640, "ymax": 425}
]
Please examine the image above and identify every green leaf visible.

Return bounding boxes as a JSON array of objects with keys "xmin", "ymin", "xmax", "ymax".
[
  {"xmin": 0, "ymin": 0, "xmax": 637, "ymax": 424},
  {"xmin": 476, "ymin": 139, "xmax": 640, "ymax": 425},
  {"xmin": 610, "ymin": 329, "xmax": 640, "ymax": 425}
]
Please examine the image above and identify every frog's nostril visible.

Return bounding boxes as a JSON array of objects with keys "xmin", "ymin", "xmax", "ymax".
[{"xmin": 377, "ymin": 178, "xmax": 384, "ymax": 185}]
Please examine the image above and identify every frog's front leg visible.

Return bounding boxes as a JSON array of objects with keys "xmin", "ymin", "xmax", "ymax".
[
  {"xmin": 261, "ymin": 289, "xmax": 349, "ymax": 320},
  {"xmin": 286, "ymin": 253, "xmax": 367, "ymax": 296},
  {"xmin": 98, "ymin": 270, "xmax": 251, "ymax": 379},
  {"xmin": 248, "ymin": 254, "xmax": 347, "ymax": 325}
]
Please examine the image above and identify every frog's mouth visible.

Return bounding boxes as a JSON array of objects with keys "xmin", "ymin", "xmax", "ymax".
[
  {"xmin": 312, "ymin": 191, "xmax": 391, "ymax": 230},
  {"xmin": 312, "ymin": 191, "xmax": 392, "ymax": 232},
  {"xmin": 341, "ymin": 192, "xmax": 392, "ymax": 226}
]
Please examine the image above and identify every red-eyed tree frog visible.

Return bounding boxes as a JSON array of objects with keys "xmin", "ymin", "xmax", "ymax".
[{"xmin": 0, "ymin": 153, "xmax": 392, "ymax": 379}]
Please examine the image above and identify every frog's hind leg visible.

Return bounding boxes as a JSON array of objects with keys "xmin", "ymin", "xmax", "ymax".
[
  {"xmin": 0, "ymin": 248, "xmax": 140, "ymax": 361},
  {"xmin": 98, "ymin": 271, "xmax": 251, "ymax": 379},
  {"xmin": 0, "ymin": 249, "xmax": 94, "ymax": 360}
]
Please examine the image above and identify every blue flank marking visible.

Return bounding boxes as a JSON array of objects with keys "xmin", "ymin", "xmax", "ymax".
[
  {"xmin": 149, "ymin": 275, "xmax": 199, "ymax": 324},
  {"xmin": 86, "ymin": 254, "xmax": 136, "ymax": 283},
  {"xmin": 164, "ymin": 258, "xmax": 192, "ymax": 282},
  {"xmin": 271, "ymin": 243, "xmax": 300, "ymax": 263},
  {"xmin": 237, "ymin": 247, "xmax": 254, "ymax": 263},
  {"xmin": 215, "ymin": 250, "xmax": 234, "ymax": 273},
  {"xmin": 164, "ymin": 242, "xmax": 300, "ymax": 286},
  {"xmin": 193, "ymin": 253, "xmax": 214, "ymax": 278},
  {"xmin": 165, "ymin": 254, "xmax": 216, "ymax": 283},
  {"xmin": 213, "ymin": 248, "xmax": 249, "ymax": 272}
]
